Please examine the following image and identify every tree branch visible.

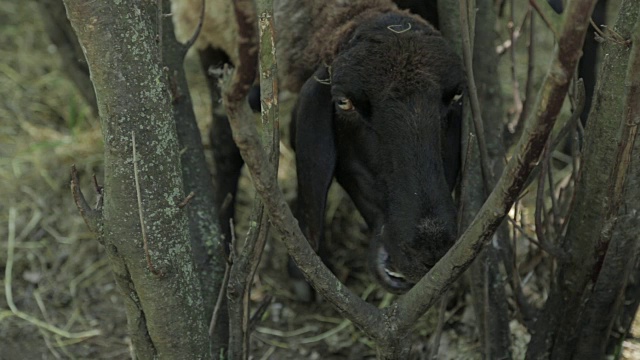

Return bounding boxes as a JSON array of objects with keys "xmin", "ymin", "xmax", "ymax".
[
  {"xmin": 223, "ymin": 0, "xmax": 598, "ymax": 357},
  {"xmin": 63, "ymin": 1, "xmax": 210, "ymax": 357},
  {"xmin": 226, "ymin": 0, "xmax": 279, "ymax": 358},
  {"xmin": 70, "ymin": 165, "xmax": 102, "ymax": 236},
  {"xmin": 220, "ymin": 0, "xmax": 384, "ymax": 345},
  {"xmin": 572, "ymin": 20, "xmax": 640, "ymax": 357},
  {"xmin": 387, "ymin": 0, "xmax": 598, "ymax": 334},
  {"xmin": 459, "ymin": 0, "xmax": 494, "ymax": 192},
  {"xmin": 157, "ymin": 0, "xmax": 226, "ymax": 350},
  {"xmin": 526, "ymin": 1, "xmax": 639, "ymax": 358}
]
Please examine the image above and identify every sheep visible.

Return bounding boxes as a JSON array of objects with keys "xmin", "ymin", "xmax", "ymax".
[{"xmin": 170, "ymin": 0, "xmax": 465, "ymax": 297}]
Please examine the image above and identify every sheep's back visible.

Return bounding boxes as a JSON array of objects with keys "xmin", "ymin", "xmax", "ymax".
[
  {"xmin": 171, "ymin": 0, "xmax": 239, "ymax": 65},
  {"xmin": 170, "ymin": 0, "xmax": 402, "ymax": 93}
]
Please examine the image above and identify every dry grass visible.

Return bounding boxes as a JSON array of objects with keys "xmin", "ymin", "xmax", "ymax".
[
  {"xmin": 0, "ymin": 1, "xmax": 638, "ymax": 359},
  {"xmin": 0, "ymin": 2, "xmax": 130, "ymax": 358}
]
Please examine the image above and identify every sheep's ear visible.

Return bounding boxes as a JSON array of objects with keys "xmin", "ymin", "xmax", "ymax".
[
  {"xmin": 442, "ymin": 92, "xmax": 463, "ymax": 191},
  {"xmin": 294, "ymin": 67, "xmax": 336, "ymax": 250}
]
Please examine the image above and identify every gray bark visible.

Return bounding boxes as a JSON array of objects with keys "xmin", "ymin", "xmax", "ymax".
[
  {"xmin": 157, "ymin": 0, "xmax": 228, "ymax": 354},
  {"xmin": 63, "ymin": 1, "xmax": 210, "ymax": 358},
  {"xmin": 573, "ymin": 7, "xmax": 640, "ymax": 358},
  {"xmin": 526, "ymin": 1, "xmax": 640, "ymax": 359}
]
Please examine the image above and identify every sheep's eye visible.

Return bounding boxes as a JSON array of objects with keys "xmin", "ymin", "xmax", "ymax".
[{"xmin": 337, "ymin": 97, "xmax": 354, "ymax": 111}]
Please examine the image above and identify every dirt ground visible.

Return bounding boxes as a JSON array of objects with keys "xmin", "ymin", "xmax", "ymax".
[{"xmin": 0, "ymin": 1, "xmax": 638, "ymax": 359}]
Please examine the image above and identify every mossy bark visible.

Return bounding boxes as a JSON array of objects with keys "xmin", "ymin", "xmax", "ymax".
[
  {"xmin": 63, "ymin": 1, "xmax": 210, "ymax": 358},
  {"xmin": 157, "ymin": 1, "xmax": 227, "ymax": 355},
  {"xmin": 526, "ymin": 1, "xmax": 640, "ymax": 359}
]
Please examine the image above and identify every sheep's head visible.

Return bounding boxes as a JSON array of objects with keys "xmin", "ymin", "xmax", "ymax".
[{"xmin": 293, "ymin": 12, "xmax": 465, "ymax": 294}]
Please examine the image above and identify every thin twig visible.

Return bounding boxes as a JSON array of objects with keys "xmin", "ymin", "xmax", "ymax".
[
  {"xmin": 209, "ymin": 218, "xmax": 236, "ymax": 336},
  {"xmin": 429, "ymin": 291, "xmax": 448, "ymax": 360},
  {"xmin": 529, "ymin": 0, "xmax": 558, "ymax": 39},
  {"xmin": 457, "ymin": 131, "xmax": 476, "ymax": 235},
  {"xmin": 551, "ymin": 80, "xmax": 585, "ymax": 244},
  {"xmin": 92, "ymin": 179, "xmax": 104, "ymax": 210},
  {"xmin": 250, "ymin": 295, "xmax": 273, "ymax": 331},
  {"xmin": 181, "ymin": 0, "xmax": 205, "ymax": 57},
  {"xmin": 224, "ymin": 1, "xmax": 280, "ymax": 358},
  {"xmin": 550, "ymin": 79, "xmax": 586, "ymax": 152},
  {"xmin": 132, "ymin": 132, "xmax": 163, "ymax": 276},
  {"xmin": 505, "ymin": 210, "xmax": 536, "ymax": 326},
  {"xmin": 209, "ymin": 260, "xmax": 231, "ymax": 336},
  {"xmin": 547, "ymin": 155, "xmax": 560, "ymax": 230},
  {"xmin": 177, "ymin": 191, "xmax": 196, "ymax": 208},
  {"xmin": 507, "ymin": 217, "xmax": 545, "ymax": 251},
  {"xmin": 508, "ymin": 0, "xmax": 523, "ymax": 121},
  {"xmin": 534, "ymin": 145, "xmax": 566, "ymax": 259},
  {"xmin": 459, "ymin": 0, "xmax": 494, "ymax": 193},
  {"xmin": 496, "ymin": 10, "xmax": 529, "ymax": 55},
  {"xmin": 506, "ymin": 8, "xmax": 535, "ymax": 143},
  {"xmin": 590, "ymin": 17, "xmax": 607, "ymax": 40},
  {"xmin": 557, "ymin": 128, "xmax": 583, "ymax": 246},
  {"xmin": 482, "ymin": 259, "xmax": 490, "ymax": 357},
  {"xmin": 70, "ymin": 165, "xmax": 101, "ymax": 234}
]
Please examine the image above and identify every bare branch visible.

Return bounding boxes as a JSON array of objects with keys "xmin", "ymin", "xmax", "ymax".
[
  {"xmin": 132, "ymin": 132, "xmax": 164, "ymax": 277},
  {"xmin": 592, "ymin": 22, "xmax": 640, "ymax": 278},
  {"xmin": 526, "ymin": 1, "xmax": 638, "ymax": 357},
  {"xmin": 506, "ymin": 8, "xmax": 535, "ymax": 146},
  {"xmin": 177, "ymin": 191, "xmax": 196, "ymax": 208},
  {"xmin": 428, "ymin": 292, "xmax": 448, "ymax": 360},
  {"xmin": 209, "ymin": 260, "xmax": 231, "ymax": 337},
  {"xmin": 221, "ymin": 10, "xmax": 382, "ymax": 348},
  {"xmin": 459, "ymin": 0, "xmax": 494, "ymax": 192},
  {"xmin": 70, "ymin": 165, "xmax": 102, "ymax": 235},
  {"xmin": 508, "ymin": 0, "xmax": 523, "ymax": 120},
  {"xmin": 529, "ymin": 0, "xmax": 559, "ymax": 38},
  {"xmin": 221, "ymin": 0, "xmax": 598, "ymax": 354},
  {"xmin": 225, "ymin": 0, "xmax": 278, "ymax": 358},
  {"xmin": 222, "ymin": 0, "xmax": 258, "ymax": 105},
  {"xmin": 534, "ymin": 142, "xmax": 566, "ymax": 259},
  {"xmin": 181, "ymin": 0, "xmax": 205, "ymax": 57},
  {"xmin": 388, "ymin": 0, "xmax": 599, "ymax": 334},
  {"xmin": 250, "ymin": 295, "xmax": 273, "ymax": 331}
]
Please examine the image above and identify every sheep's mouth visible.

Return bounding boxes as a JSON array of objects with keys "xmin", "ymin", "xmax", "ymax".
[{"xmin": 373, "ymin": 244, "xmax": 414, "ymax": 294}]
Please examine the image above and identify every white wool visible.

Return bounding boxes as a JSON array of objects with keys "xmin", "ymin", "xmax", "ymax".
[{"xmin": 170, "ymin": 0, "xmax": 239, "ymax": 64}]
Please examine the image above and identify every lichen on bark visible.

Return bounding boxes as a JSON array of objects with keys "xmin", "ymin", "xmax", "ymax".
[{"xmin": 63, "ymin": 1, "xmax": 211, "ymax": 358}]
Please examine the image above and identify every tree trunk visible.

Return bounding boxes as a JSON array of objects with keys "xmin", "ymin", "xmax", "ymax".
[
  {"xmin": 526, "ymin": 1, "xmax": 640, "ymax": 359},
  {"xmin": 63, "ymin": 1, "xmax": 210, "ymax": 358},
  {"xmin": 573, "ymin": 8, "xmax": 640, "ymax": 358},
  {"xmin": 157, "ymin": 0, "xmax": 228, "ymax": 355}
]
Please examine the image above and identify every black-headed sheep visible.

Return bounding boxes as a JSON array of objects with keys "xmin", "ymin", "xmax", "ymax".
[{"xmin": 171, "ymin": 0, "xmax": 465, "ymax": 296}]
